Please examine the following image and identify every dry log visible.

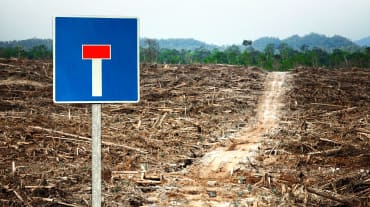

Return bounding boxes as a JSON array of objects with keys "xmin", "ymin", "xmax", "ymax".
[
  {"xmin": 319, "ymin": 138, "xmax": 340, "ymax": 144},
  {"xmin": 30, "ymin": 126, "xmax": 148, "ymax": 154},
  {"xmin": 356, "ymin": 128, "xmax": 370, "ymax": 134},
  {"xmin": 24, "ymin": 185, "xmax": 56, "ymax": 189},
  {"xmin": 136, "ymin": 180, "xmax": 162, "ymax": 185},
  {"xmin": 306, "ymin": 187, "xmax": 358, "ymax": 206},
  {"xmin": 32, "ymin": 197, "xmax": 83, "ymax": 207},
  {"xmin": 112, "ymin": 171, "xmax": 139, "ymax": 174},
  {"xmin": 30, "ymin": 126, "xmax": 91, "ymax": 141},
  {"xmin": 0, "ymin": 62, "xmax": 17, "ymax": 67},
  {"xmin": 321, "ymin": 107, "xmax": 357, "ymax": 117},
  {"xmin": 12, "ymin": 189, "xmax": 32, "ymax": 207},
  {"xmin": 307, "ymin": 147, "xmax": 342, "ymax": 156}
]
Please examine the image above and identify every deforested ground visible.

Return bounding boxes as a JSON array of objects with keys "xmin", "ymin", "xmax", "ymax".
[
  {"xmin": 0, "ymin": 59, "xmax": 266, "ymax": 206},
  {"xmin": 0, "ymin": 59, "xmax": 369, "ymax": 207}
]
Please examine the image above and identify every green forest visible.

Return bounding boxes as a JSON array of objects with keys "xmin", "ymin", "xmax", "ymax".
[
  {"xmin": 1, "ymin": 38, "xmax": 369, "ymax": 70},
  {"xmin": 0, "ymin": 45, "xmax": 51, "ymax": 60},
  {"xmin": 141, "ymin": 39, "xmax": 370, "ymax": 70}
]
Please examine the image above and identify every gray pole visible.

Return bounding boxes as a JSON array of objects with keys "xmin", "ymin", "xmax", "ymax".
[{"xmin": 92, "ymin": 104, "xmax": 102, "ymax": 207}]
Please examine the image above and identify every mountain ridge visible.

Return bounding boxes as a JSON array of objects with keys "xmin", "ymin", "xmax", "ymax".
[
  {"xmin": 141, "ymin": 38, "xmax": 219, "ymax": 51},
  {"xmin": 355, "ymin": 36, "xmax": 370, "ymax": 47},
  {"xmin": 252, "ymin": 33, "xmax": 360, "ymax": 51},
  {"xmin": 1, "ymin": 33, "xmax": 368, "ymax": 52}
]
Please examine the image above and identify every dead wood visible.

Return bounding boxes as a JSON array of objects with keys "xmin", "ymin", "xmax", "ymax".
[
  {"xmin": 265, "ymin": 67, "xmax": 370, "ymax": 206},
  {"xmin": 30, "ymin": 126, "xmax": 148, "ymax": 153},
  {"xmin": 32, "ymin": 197, "xmax": 83, "ymax": 207},
  {"xmin": 321, "ymin": 106, "xmax": 357, "ymax": 117},
  {"xmin": 0, "ymin": 59, "xmax": 266, "ymax": 206},
  {"xmin": 12, "ymin": 189, "xmax": 32, "ymax": 207},
  {"xmin": 306, "ymin": 187, "xmax": 359, "ymax": 206},
  {"xmin": 307, "ymin": 147, "xmax": 342, "ymax": 156}
]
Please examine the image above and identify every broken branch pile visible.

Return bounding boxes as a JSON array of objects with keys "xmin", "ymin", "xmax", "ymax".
[
  {"xmin": 0, "ymin": 59, "xmax": 266, "ymax": 206},
  {"xmin": 265, "ymin": 67, "xmax": 370, "ymax": 206}
]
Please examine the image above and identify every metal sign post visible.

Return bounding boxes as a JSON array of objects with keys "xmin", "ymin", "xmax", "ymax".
[{"xmin": 91, "ymin": 104, "xmax": 101, "ymax": 207}]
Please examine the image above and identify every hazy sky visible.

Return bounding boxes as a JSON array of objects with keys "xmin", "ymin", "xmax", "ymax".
[{"xmin": 1, "ymin": 0, "xmax": 369, "ymax": 45}]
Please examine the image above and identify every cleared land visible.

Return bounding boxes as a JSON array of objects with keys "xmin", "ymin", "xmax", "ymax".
[
  {"xmin": 0, "ymin": 59, "xmax": 265, "ymax": 206},
  {"xmin": 0, "ymin": 59, "xmax": 369, "ymax": 206}
]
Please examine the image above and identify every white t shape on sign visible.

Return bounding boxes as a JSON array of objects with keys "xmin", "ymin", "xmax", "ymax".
[{"xmin": 82, "ymin": 44, "xmax": 111, "ymax": 96}]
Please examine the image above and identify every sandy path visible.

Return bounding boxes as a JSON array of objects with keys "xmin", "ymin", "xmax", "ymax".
[
  {"xmin": 196, "ymin": 72, "xmax": 287, "ymax": 179},
  {"xmin": 149, "ymin": 72, "xmax": 288, "ymax": 206}
]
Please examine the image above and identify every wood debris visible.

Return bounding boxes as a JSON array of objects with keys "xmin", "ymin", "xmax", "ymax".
[
  {"xmin": 0, "ymin": 59, "xmax": 265, "ymax": 206},
  {"xmin": 260, "ymin": 67, "xmax": 370, "ymax": 206}
]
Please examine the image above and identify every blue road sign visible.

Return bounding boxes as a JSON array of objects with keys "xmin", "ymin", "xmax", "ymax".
[{"xmin": 53, "ymin": 17, "xmax": 139, "ymax": 103}]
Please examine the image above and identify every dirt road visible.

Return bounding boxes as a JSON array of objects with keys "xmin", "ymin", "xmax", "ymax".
[
  {"xmin": 151, "ymin": 72, "xmax": 289, "ymax": 206},
  {"xmin": 198, "ymin": 72, "xmax": 287, "ymax": 179}
]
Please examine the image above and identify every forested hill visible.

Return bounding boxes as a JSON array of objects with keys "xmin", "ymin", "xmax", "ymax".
[
  {"xmin": 355, "ymin": 36, "xmax": 370, "ymax": 47},
  {"xmin": 140, "ymin": 38, "xmax": 219, "ymax": 51},
  {"xmin": 0, "ymin": 38, "xmax": 218, "ymax": 51},
  {"xmin": 1, "ymin": 34, "xmax": 368, "ymax": 52},
  {"xmin": 252, "ymin": 33, "xmax": 360, "ymax": 51},
  {"xmin": 0, "ymin": 38, "xmax": 52, "ymax": 50},
  {"xmin": 141, "ymin": 34, "xmax": 362, "ymax": 52}
]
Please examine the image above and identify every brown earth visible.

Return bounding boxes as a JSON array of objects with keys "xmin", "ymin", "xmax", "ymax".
[
  {"xmin": 264, "ymin": 67, "xmax": 370, "ymax": 206},
  {"xmin": 0, "ymin": 59, "xmax": 369, "ymax": 207},
  {"xmin": 0, "ymin": 59, "xmax": 266, "ymax": 206},
  {"xmin": 144, "ymin": 72, "xmax": 289, "ymax": 206}
]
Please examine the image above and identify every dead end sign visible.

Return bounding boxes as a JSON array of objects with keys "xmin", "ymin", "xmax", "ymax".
[{"xmin": 53, "ymin": 17, "xmax": 139, "ymax": 103}]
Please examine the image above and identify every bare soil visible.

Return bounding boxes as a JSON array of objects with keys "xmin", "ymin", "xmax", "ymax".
[
  {"xmin": 0, "ymin": 59, "xmax": 266, "ymax": 206},
  {"xmin": 144, "ymin": 72, "xmax": 289, "ymax": 207},
  {"xmin": 263, "ymin": 67, "xmax": 370, "ymax": 206},
  {"xmin": 0, "ymin": 59, "xmax": 369, "ymax": 207}
]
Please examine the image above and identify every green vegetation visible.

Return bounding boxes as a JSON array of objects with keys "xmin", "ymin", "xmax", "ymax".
[
  {"xmin": 141, "ymin": 38, "xmax": 219, "ymax": 51},
  {"xmin": 141, "ymin": 38, "xmax": 370, "ymax": 70},
  {"xmin": 251, "ymin": 33, "xmax": 359, "ymax": 51},
  {"xmin": 0, "ymin": 38, "xmax": 52, "ymax": 50},
  {"xmin": 0, "ymin": 45, "xmax": 52, "ymax": 59},
  {"xmin": 1, "ymin": 36, "xmax": 369, "ymax": 70},
  {"xmin": 142, "ymin": 33, "xmax": 365, "ymax": 52}
]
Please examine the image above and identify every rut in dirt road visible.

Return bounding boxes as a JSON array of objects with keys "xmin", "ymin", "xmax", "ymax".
[
  {"xmin": 147, "ymin": 71, "xmax": 289, "ymax": 207},
  {"xmin": 196, "ymin": 72, "xmax": 288, "ymax": 179}
]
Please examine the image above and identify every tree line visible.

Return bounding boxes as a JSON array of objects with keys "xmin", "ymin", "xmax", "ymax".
[
  {"xmin": 141, "ymin": 39, "xmax": 370, "ymax": 70},
  {"xmin": 1, "ymin": 40, "xmax": 369, "ymax": 70},
  {"xmin": 0, "ymin": 45, "xmax": 52, "ymax": 60}
]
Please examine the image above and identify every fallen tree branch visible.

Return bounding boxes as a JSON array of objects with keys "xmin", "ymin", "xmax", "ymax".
[
  {"xmin": 0, "ymin": 62, "xmax": 17, "ymax": 67},
  {"xmin": 306, "ymin": 187, "xmax": 358, "ymax": 206},
  {"xmin": 30, "ymin": 126, "xmax": 91, "ymax": 141},
  {"xmin": 322, "ymin": 107, "xmax": 357, "ymax": 117},
  {"xmin": 24, "ymin": 185, "xmax": 56, "ymax": 189},
  {"xmin": 30, "ymin": 126, "xmax": 148, "ymax": 154},
  {"xmin": 32, "ymin": 197, "xmax": 82, "ymax": 207},
  {"xmin": 319, "ymin": 138, "xmax": 340, "ymax": 144},
  {"xmin": 356, "ymin": 128, "xmax": 370, "ymax": 134},
  {"xmin": 13, "ymin": 190, "xmax": 32, "ymax": 207},
  {"xmin": 307, "ymin": 147, "xmax": 342, "ymax": 156},
  {"xmin": 2, "ymin": 185, "xmax": 32, "ymax": 207}
]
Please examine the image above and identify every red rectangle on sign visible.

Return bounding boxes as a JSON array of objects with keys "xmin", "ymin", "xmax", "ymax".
[{"xmin": 82, "ymin": 44, "xmax": 111, "ymax": 59}]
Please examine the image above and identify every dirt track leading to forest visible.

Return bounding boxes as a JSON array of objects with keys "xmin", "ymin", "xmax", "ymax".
[
  {"xmin": 150, "ymin": 72, "xmax": 289, "ymax": 206},
  {"xmin": 197, "ymin": 72, "xmax": 287, "ymax": 179}
]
